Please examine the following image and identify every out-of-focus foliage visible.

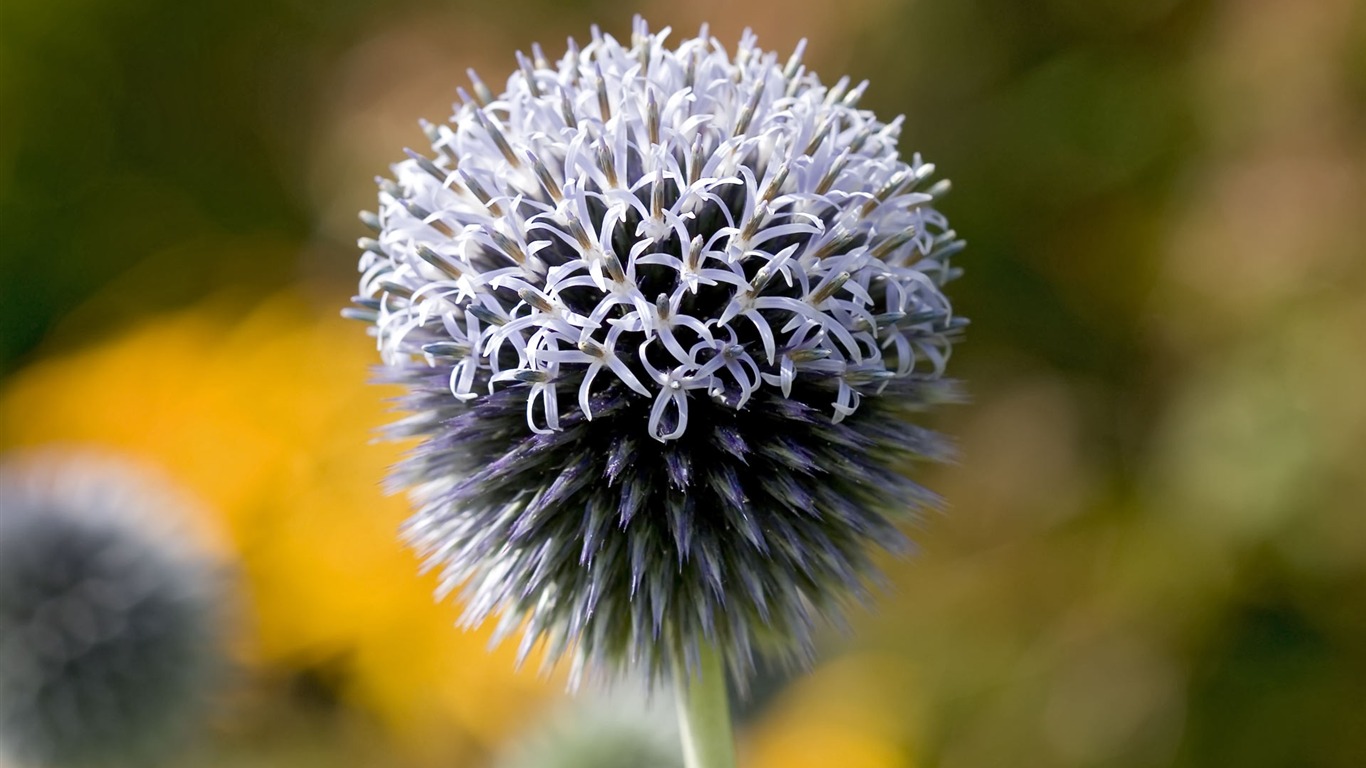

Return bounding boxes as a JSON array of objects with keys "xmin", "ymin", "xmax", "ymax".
[{"xmin": 2, "ymin": 0, "xmax": 1363, "ymax": 766}]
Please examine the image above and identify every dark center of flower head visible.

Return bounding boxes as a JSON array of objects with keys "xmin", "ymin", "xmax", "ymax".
[{"xmin": 351, "ymin": 18, "xmax": 965, "ymax": 682}]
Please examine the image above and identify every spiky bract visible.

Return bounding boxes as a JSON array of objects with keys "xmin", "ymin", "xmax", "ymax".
[
  {"xmin": 0, "ymin": 451, "xmax": 222, "ymax": 767},
  {"xmin": 352, "ymin": 18, "xmax": 964, "ymax": 682}
]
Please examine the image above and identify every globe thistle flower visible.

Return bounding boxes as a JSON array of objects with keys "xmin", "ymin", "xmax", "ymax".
[
  {"xmin": 0, "ymin": 450, "xmax": 224, "ymax": 767},
  {"xmin": 497, "ymin": 685, "xmax": 682, "ymax": 768},
  {"xmin": 351, "ymin": 18, "xmax": 965, "ymax": 685}
]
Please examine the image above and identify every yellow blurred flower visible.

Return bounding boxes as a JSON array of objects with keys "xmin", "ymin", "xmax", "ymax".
[
  {"xmin": 744, "ymin": 654, "xmax": 919, "ymax": 768},
  {"xmin": 0, "ymin": 293, "xmax": 561, "ymax": 760}
]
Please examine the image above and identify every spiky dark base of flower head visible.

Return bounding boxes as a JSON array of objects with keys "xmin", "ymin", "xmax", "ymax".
[
  {"xmin": 354, "ymin": 18, "xmax": 965, "ymax": 684},
  {"xmin": 393, "ymin": 364, "xmax": 956, "ymax": 682},
  {"xmin": 0, "ymin": 452, "xmax": 222, "ymax": 767}
]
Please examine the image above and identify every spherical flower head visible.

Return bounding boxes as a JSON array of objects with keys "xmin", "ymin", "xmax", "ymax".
[
  {"xmin": 0, "ymin": 450, "xmax": 225, "ymax": 767},
  {"xmin": 497, "ymin": 684, "xmax": 682, "ymax": 768},
  {"xmin": 352, "ymin": 19, "xmax": 965, "ymax": 682}
]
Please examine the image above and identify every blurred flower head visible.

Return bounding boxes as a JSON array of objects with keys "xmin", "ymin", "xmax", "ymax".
[
  {"xmin": 496, "ymin": 683, "xmax": 681, "ymax": 768},
  {"xmin": 0, "ymin": 449, "xmax": 224, "ymax": 767},
  {"xmin": 353, "ymin": 18, "xmax": 964, "ymax": 681},
  {"xmin": 0, "ymin": 296, "xmax": 564, "ymax": 758}
]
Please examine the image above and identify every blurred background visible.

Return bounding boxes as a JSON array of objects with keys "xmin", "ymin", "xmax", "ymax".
[{"xmin": 2, "ymin": 0, "xmax": 1364, "ymax": 765}]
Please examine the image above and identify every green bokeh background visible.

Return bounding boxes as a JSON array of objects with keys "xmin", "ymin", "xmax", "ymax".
[{"xmin": 3, "ymin": 0, "xmax": 1364, "ymax": 765}]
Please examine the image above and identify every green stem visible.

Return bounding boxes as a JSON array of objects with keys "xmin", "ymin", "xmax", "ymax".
[{"xmin": 673, "ymin": 643, "xmax": 737, "ymax": 768}]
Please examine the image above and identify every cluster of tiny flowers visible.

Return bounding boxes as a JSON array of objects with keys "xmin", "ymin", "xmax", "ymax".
[
  {"xmin": 0, "ymin": 450, "xmax": 223, "ymax": 767},
  {"xmin": 352, "ymin": 18, "xmax": 964, "ymax": 682}
]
